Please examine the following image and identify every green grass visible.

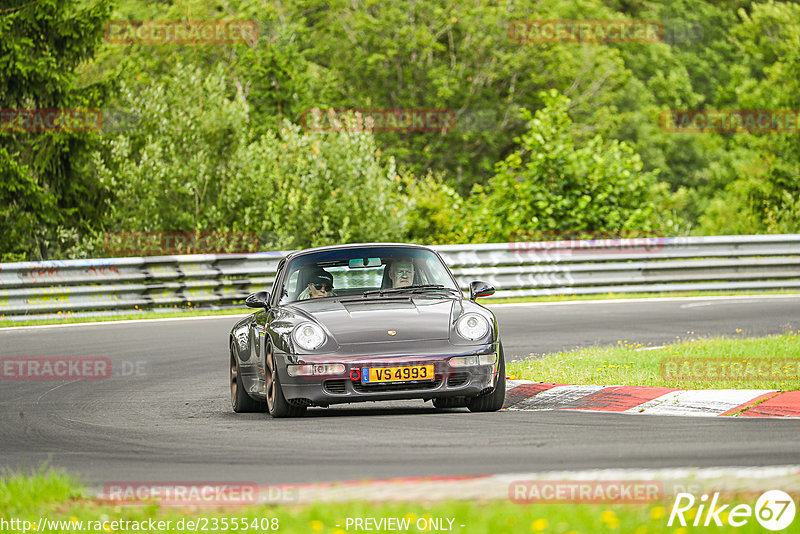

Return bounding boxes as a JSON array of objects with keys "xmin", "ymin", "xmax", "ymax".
[
  {"xmin": 0, "ymin": 469, "xmax": 780, "ymax": 534},
  {"xmin": 507, "ymin": 333, "xmax": 800, "ymax": 390},
  {"xmin": 0, "ymin": 308, "xmax": 250, "ymax": 328},
  {"xmin": 2, "ymin": 290, "xmax": 797, "ymax": 329},
  {"xmin": 487, "ymin": 288, "xmax": 800, "ymax": 304}
]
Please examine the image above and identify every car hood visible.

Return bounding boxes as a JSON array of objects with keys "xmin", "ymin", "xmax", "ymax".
[{"xmin": 287, "ymin": 296, "xmax": 455, "ymax": 344}]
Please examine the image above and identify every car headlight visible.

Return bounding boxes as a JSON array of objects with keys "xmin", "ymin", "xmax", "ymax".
[
  {"xmin": 455, "ymin": 313, "xmax": 490, "ymax": 341},
  {"xmin": 292, "ymin": 322, "xmax": 326, "ymax": 350}
]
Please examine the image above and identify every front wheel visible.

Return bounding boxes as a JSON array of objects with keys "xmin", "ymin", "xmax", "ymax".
[
  {"xmin": 231, "ymin": 342, "xmax": 266, "ymax": 413},
  {"xmin": 467, "ymin": 345, "xmax": 506, "ymax": 413},
  {"xmin": 265, "ymin": 349, "xmax": 306, "ymax": 418}
]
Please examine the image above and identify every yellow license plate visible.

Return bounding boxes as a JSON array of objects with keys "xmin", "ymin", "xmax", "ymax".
[{"xmin": 361, "ymin": 364, "xmax": 435, "ymax": 384}]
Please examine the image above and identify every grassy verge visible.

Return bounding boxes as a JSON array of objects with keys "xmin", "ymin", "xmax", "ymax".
[
  {"xmin": 507, "ymin": 333, "xmax": 800, "ymax": 390},
  {"xmin": 0, "ymin": 470, "xmax": 776, "ymax": 534},
  {"xmin": 2, "ymin": 290, "xmax": 798, "ymax": 329},
  {"xmin": 0, "ymin": 308, "xmax": 250, "ymax": 328},
  {"xmin": 487, "ymin": 289, "xmax": 800, "ymax": 304}
]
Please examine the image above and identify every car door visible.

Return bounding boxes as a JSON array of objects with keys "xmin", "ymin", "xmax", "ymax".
[{"xmin": 253, "ymin": 259, "xmax": 286, "ymax": 384}]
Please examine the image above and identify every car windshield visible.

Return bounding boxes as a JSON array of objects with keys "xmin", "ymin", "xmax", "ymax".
[{"xmin": 279, "ymin": 246, "xmax": 459, "ymax": 304}]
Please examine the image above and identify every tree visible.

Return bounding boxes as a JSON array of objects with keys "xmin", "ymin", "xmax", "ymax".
[
  {"xmin": 217, "ymin": 121, "xmax": 405, "ymax": 249},
  {"xmin": 699, "ymin": 0, "xmax": 800, "ymax": 234},
  {"xmin": 464, "ymin": 90, "xmax": 679, "ymax": 242},
  {"xmin": 93, "ymin": 63, "xmax": 250, "ymax": 233},
  {"xmin": 290, "ymin": 0, "xmax": 637, "ymax": 193},
  {"xmin": 92, "ymin": 63, "xmax": 404, "ymax": 252},
  {"xmin": 0, "ymin": 0, "xmax": 113, "ymax": 261}
]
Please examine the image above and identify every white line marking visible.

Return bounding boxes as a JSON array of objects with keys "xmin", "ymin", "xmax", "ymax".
[{"xmin": 681, "ymin": 299, "xmax": 764, "ymax": 308}]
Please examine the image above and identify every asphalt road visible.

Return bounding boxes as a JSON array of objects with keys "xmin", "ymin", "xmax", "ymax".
[{"xmin": 1, "ymin": 295, "xmax": 799, "ymax": 486}]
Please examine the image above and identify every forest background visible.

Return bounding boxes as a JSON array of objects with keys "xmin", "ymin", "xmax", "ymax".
[{"xmin": 2, "ymin": 0, "xmax": 799, "ymax": 261}]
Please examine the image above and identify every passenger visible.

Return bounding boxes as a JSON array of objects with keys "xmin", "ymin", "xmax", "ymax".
[
  {"xmin": 387, "ymin": 259, "xmax": 415, "ymax": 288},
  {"xmin": 298, "ymin": 269, "xmax": 335, "ymax": 300}
]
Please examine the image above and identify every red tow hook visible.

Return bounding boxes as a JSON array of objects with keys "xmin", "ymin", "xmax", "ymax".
[{"xmin": 349, "ymin": 367, "xmax": 361, "ymax": 381}]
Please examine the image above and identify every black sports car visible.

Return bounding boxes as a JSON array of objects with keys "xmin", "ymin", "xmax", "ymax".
[{"xmin": 229, "ymin": 243, "xmax": 504, "ymax": 417}]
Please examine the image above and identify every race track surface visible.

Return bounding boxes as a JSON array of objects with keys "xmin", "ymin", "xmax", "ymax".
[{"xmin": 1, "ymin": 295, "xmax": 799, "ymax": 486}]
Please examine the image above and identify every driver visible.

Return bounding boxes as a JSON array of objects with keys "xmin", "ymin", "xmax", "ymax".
[
  {"xmin": 298, "ymin": 268, "xmax": 335, "ymax": 300},
  {"xmin": 387, "ymin": 259, "xmax": 415, "ymax": 288}
]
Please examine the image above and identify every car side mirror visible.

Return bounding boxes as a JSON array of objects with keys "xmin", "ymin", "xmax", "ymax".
[
  {"xmin": 469, "ymin": 280, "xmax": 495, "ymax": 301},
  {"xmin": 245, "ymin": 291, "xmax": 271, "ymax": 310}
]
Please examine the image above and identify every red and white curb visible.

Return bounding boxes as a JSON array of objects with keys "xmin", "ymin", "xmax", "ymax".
[{"xmin": 504, "ymin": 381, "xmax": 800, "ymax": 418}]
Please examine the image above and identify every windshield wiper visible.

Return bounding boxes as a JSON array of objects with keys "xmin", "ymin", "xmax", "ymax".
[{"xmin": 362, "ymin": 284, "xmax": 459, "ymax": 297}]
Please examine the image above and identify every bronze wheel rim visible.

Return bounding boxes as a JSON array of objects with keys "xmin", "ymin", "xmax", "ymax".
[
  {"xmin": 230, "ymin": 352, "xmax": 238, "ymax": 407},
  {"xmin": 266, "ymin": 350, "xmax": 276, "ymax": 410}
]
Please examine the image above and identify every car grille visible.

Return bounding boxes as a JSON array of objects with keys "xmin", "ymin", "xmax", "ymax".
[
  {"xmin": 352, "ymin": 378, "xmax": 442, "ymax": 393},
  {"xmin": 324, "ymin": 380, "xmax": 347, "ymax": 394},
  {"xmin": 447, "ymin": 372, "xmax": 469, "ymax": 387}
]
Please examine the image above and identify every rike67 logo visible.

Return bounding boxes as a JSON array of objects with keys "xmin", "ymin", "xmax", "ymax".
[{"xmin": 668, "ymin": 490, "xmax": 796, "ymax": 531}]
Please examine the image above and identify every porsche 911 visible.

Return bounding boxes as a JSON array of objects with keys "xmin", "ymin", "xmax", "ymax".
[{"xmin": 229, "ymin": 243, "xmax": 504, "ymax": 417}]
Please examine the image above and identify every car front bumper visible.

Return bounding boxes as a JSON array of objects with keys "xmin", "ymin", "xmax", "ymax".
[{"xmin": 276, "ymin": 343, "xmax": 500, "ymax": 407}]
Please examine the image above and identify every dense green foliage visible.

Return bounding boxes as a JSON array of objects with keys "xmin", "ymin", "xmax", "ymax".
[
  {"xmin": 2, "ymin": 0, "xmax": 799, "ymax": 260},
  {"xmin": 1, "ymin": 0, "xmax": 112, "ymax": 261},
  {"xmin": 91, "ymin": 63, "xmax": 403, "ymax": 252},
  {"xmin": 462, "ymin": 91, "xmax": 679, "ymax": 243}
]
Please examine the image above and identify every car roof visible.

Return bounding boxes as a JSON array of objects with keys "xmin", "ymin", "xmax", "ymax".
[{"xmin": 283, "ymin": 243, "xmax": 434, "ymax": 262}]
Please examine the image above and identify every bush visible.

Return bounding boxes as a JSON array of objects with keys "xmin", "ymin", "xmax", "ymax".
[
  {"xmin": 465, "ymin": 90, "xmax": 681, "ymax": 243},
  {"xmin": 217, "ymin": 122, "xmax": 405, "ymax": 249},
  {"xmin": 398, "ymin": 172, "xmax": 468, "ymax": 245},
  {"xmin": 92, "ymin": 63, "xmax": 404, "ymax": 252}
]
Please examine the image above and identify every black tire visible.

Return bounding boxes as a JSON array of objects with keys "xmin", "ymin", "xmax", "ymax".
[
  {"xmin": 466, "ymin": 344, "xmax": 506, "ymax": 413},
  {"xmin": 432, "ymin": 397, "xmax": 467, "ymax": 409},
  {"xmin": 265, "ymin": 349, "xmax": 306, "ymax": 418},
  {"xmin": 230, "ymin": 341, "xmax": 266, "ymax": 413}
]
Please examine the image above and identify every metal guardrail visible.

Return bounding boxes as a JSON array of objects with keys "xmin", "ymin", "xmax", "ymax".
[{"xmin": 1, "ymin": 235, "xmax": 799, "ymax": 320}]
